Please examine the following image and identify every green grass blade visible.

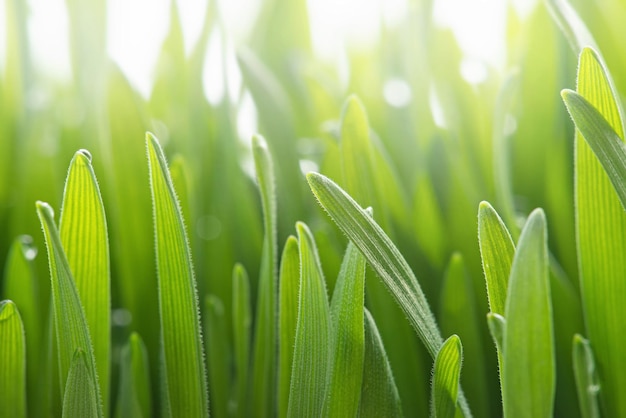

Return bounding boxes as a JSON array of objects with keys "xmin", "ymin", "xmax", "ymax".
[
  {"xmin": 571, "ymin": 46, "xmax": 626, "ymax": 416},
  {"xmin": 478, "ymin": 201, "xmax": 515, "ymax": 316},
  {"xmin": 323, "ymin": 241, "xmax": 366, "ymax": 416},
  {"xmin": 0, "ymin": 300, "xmax": 26, "ymax": 418},
  {"xmin": 2, "ymin": 236, "xmax": 41, "ymax": 412},
  {"xmin": 36, "ymin": 201, "xmax": 103, "ymax": 418},
  {"xmin": 250, "ymin": 134, "xmax": 278, "ymax": 418},
  {"xmin": 146, "ymin": 133, "xmax": 209, "ymax": 417},
  {"xmin": 546, "ymin": 0, "xmax": 598, "ymax": 53},
  {"xmin": 169, "ymin": 154, "xmax": 193, "ymax": 227},
  {"xmin": 562, "ymin": 89, "xmax": 626, "ymax": 210},
  {"xmin": 59, "ymin": 149, "xmax": 110, "ymax": 413},
  {"xmin": 115, "ymin": 332, "xmax": 152, "ymax": 418},
  {"xmin": 62, "ymin": 349, "xmax": 99, "ymax": 418},
  {"xmin": 287, "ymin": 222, "xmax": 331, "ymax": 418},
  {"xmin": 359, "ymin": 308, "xmax": 403, "ymax": 418},
  {"xmin": 439, "ymin": 254, "xmax": 489, "ymax": 418},
  {"xmin": 572, "ymin": 334, "xmax": 600, "ymax": 418},
  {"xmin": 205, "ymin": 295, "xmax": 230, "ymax": 418},
  {"xmin": 502, "ymin": 209, "xmax": 555, "ymax": 418},
  {"xmin": 431, "ymin": 335, "xmax": 463, "ymax": 418},
  {"xmin": 233, "ymin": 264, "xmax": 252, "ymax": 418},
  {"xmin": 278, "ymin": 237, "xmax": 299, "ymax": 418},
  {"xmin": 486, "ymin": 313, "xmax": 505, "ymax": 357}
]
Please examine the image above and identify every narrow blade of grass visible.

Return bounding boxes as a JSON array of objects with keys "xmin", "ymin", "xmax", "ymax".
[
  {"xmin": 359, "ymin": 308, "xmax": 403, "ymax": 418},
  {"xmin": 431, "ymin": 335, "xmax": 463, "ymax": 418},
  {"xmin": 545, "ymin": 0, "xmax": 598, "ymax": 53},
  {"xmin": 278, "ymin": 237, "xmax": 299, "ymax": 418},
  {"xmin": 502, "ymin": 209, "xmax": 555, "ymax": 418},
  {"xmin": 233, "ymin": 264, "xmax": 252, "ymax": 418},
  {"xmin": 0, "ymin": 300, "xmax": 26, "ymax": 418},
  {"xmin": 570, "ymin": 46, "xmax": 626, "ymax": 416},
  {"xmin": 250, "ymin": 134, "xmax": 278, "ymax": 418},
  {"xmin": 146, "ymin": 133, "xmax": 209, "ymax": 417},
  {"xmin": 478, "ymin": 201, "xmax": 515, "ymax": 316},
  {"xmin": 486, "ymin": 313, "xmax": 505, "ymax": 356},
  {"xmin": 115, "ymin": 332, "xmax": 152, "ymax": 418},
  {"xmin": 287, "ymin": 222, "xmax": 331, "ymax": 417},
  {"xmin": 36, "ymin": 201, "xmax": 103, "ymax": 418},
  {"xmin": 205, "ymin": 295, "xmax": 230, "ymax": 418},
  {"xmin": 63, "ymin": 349, "xmax": 99, "ymax": 418},
  {"xmin": 323, "ymin": 241, "xmax": 366, "ymax": 416},
  {"xmin": 572, "ymin": 334, "xmax": 600, "ymax": 418},
  {"xmin": 59, "ymin": 149, "xmax": 110, "ymax": 413}
]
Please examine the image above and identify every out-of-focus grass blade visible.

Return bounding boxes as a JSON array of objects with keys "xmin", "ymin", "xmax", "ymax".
[
  {"xmin": 439, "ymin": 254, "xmax": 489, "ymax": 418},
  {"xmin": 250, "ymin": 135, "xmax": 278, "ymax": 418},
  {"xmin": 62, "ymin": 349, "xmax": 98, "ymax": 418},
  {"xmin": 306, "ymin": 172, "xmax": 472, "ymax": 416},
  {"xmin": 572, "ymin": 335, "xmax": 600, "ymax": 418},
  {"xmin": 146, "ymin": 133, "xmax": 209, "ymax": 417},
  {"xmin": 2, "ymin": 236, "xmax": 41, "ymax": 412},
  {"xmin": 36, "ymin": 201, "xmax": 102, "ymax": 417},
  {"xmin": 546, "ymin": 0, "xmax": 598, "ymax": 53},
  {"xmin": 562, "ymin": 90, "xmax": 626, "ymax": 210},
  {"xmin": 115, "ymin": 332, "xmax": 152, "ymax": 418},
  {"xmin": 359, "ymin": 308, "xmax": 403, "ymax": 418},
  {"xmin": 323, "ymin": 241, "xmax": 366, "ymax": 416},
  {"xmin": 570, "ymin": 47, "xmax": 626, "ymax": 416},
  {"xmin": 233, "ymin": 264, "xmax": 252, "ymax": 418},
  {"xmin": 287, "ymin": 222, "xmax": 331, "ymax": 417},
  {"xmin": 486, "ymin": 313, "xmax": 505, "ymax": 356},
  {"xmin": 278, "ymin": 237, "xmax": 299, "ymax": 418},
  {"xmin": 59, "ymin": 149, "xmax": 110, "ymax": 413},
  {"xmin": 0, "ymin": 300, "xmax": 26, "ymax": 418},
  {"xmin": 205, "ymin": 295, "xmax": 230, "ymax": 418},
  {"xmin": 431, "ymin": 335, "xmax": 463, "ymax": 418},
  {"xmin": 571, "ymin": 335, "xmax": 601, "ymax": 418},
  {"xmin": 478, "ymin": 201, "xmax": 515, "ymax": 316},
  {"xmin": 502, "ymin": 209, "xmax": 555, "ymax": 418}
]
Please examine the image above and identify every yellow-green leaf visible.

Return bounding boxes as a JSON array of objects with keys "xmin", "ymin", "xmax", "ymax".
[
  {"xmin": 0, "ymin": 300, "xmax": 26, "ymax": 418},
  {"xmin": 115, "ymin": 332, "xmax": 152, "ymax": 418},
  {"xmin": 572, "ymin": 334, "xmax": 600, "ymax": 418},
  {"xmin": 62, "ymin": 349, "xmax": 99, "ymax": 418},
  {"xmin": 431, "ymin": 335, "xmax": 463, "ymax": 418},
  {"xmin": 233, "ymin": 264, "xmax": 252, "ymax": 418}
]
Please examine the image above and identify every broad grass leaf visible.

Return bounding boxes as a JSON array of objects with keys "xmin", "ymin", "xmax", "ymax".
[
  {"xmin": 250, "ymin": 135, "xmax": 278, "ymax": 418},
  {"xmin": 0, "ymin": 300, "xmax": 26, "ymax": 418},
  {"xmin": 278, "ymin": 237, "xmax": 299, "ymax": 418},
  {"xmin": 62, "ymin": 349, "xmax": 99, "ymax": 418},
  {"xmin": 36, "ymin": 201, "xmax": 103, "ymax": 418},
  {"xmin": 570, "ymin": 46, "xmax": 626, "ymax": 416},
  {"xmin": 431, "ymin": 335, "xmax": 463, "ymax": 418},
  {"xmin": 287, "ymin": 222, "xmax": 330, "ymax": 418},
  {"xmin": 59, "ymin": 149, "xmax": 110, "ymax": 412},
  {"xmin": 146, "ymin": 133, "xmax": 209, "ymax": 417},
  {"xmin": 502, "ymin": 209, "xmax": 555, "ymax": 418},
  {"xmin": 233, "ymin": 264, "xmax": 252, "ymax": 418},
  {"xmin": 359, "ymin": 308, "xmax": 403, "ymax": 418},
  {"xmin": 323, "ymin": 241, "xmax": 366, "ymax": 416},
  {"xmin": 115, "ymin": 333, "xmax": 152, "ymax": 418},
  {"xmin": 572, "ymin": 334, "xmax": 600, "ymax": 418}
]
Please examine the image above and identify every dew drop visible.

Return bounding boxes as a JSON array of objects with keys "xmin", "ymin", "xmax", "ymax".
[{"xmin": 77, "ymin": 149, "xmax": 92, "ymax": 162}]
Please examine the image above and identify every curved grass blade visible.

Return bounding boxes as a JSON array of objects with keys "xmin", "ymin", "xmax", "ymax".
[
  {"xmin": 115, "ymin": 332, "xmax": 152, "ymax": 418},
  {"xmin": 287, "ymin": 222, "xmax": 331, "ymax": 418},
  {"xmin": 2, "ymin": 236, "xmax": 41, "ymax": 412},
  {"xmin": 477, "ymin": 201, "xmax": 515, "ymax": 316},
  {"xmin": 0, "ymin": 300, "xmax": 26, "ymax": 418},
  {"xmin": 205, "ymin": 295, "xmax": 230, "ymax": 418},
  {"xmin": 306, "ymin": 172, "xmax": 472, "ymax": 417},
  {"xmin": 146, "ymin": 133, "xmax": 209, "ymax": 417},
  {"xmin": 169, "ymin": 154, "xmax": 192, "ymax": 227},
  {"xmin": 233, "ymin": 264, "xmax": 252, "ymax": 418},
  {"xmin": 562, "ymin": 90, "xmax": 626, "ymax": 210},
  {"xmin": 59, "ymin": 149, "xmax": 110, "ymax": 413},
  {"xmin": 250, "ymin": 134, "xmax": 278, "ymax": 418},
  {"xmin": 502, "ymin": 209, "xmax": 555, "ymax": 418},
  {"xmin": 439, "ymin": 254, "xmax": 489, "ymax": 418},
  {"xmin": 63, "ymin": 349, "xmax": 98, "ymax": 418},
  {"xmin": 545, "ymin": 0, "xmax": 598, "ymax": 54},
  {"xmin": 359, "ymin": 308, "xmax": 403, "ymax": 418},
  {"xmin": 278, "ymin": 237, "xmax": 299, "ymax": 418},
  {"xmin": 572, "ymin": 335, "xmax": 600, "ymax": 418},
  {"xmin": 569, "ymin": 47, "xmax": 626, "ymax": 416},
  {"xmin": 486, "ymin": 313, "xmax": 505, "ymax": 357},
  {"xmin": 323, "ymin": 241, "xmax": 366, "ymax": 416},
  {"xmin": 36, "ymin": 201, "xmax": 103, "ymax": 418},
  {"xmin": 431, "ymin": 335, "xmax": 463, "ymax": 418}
]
